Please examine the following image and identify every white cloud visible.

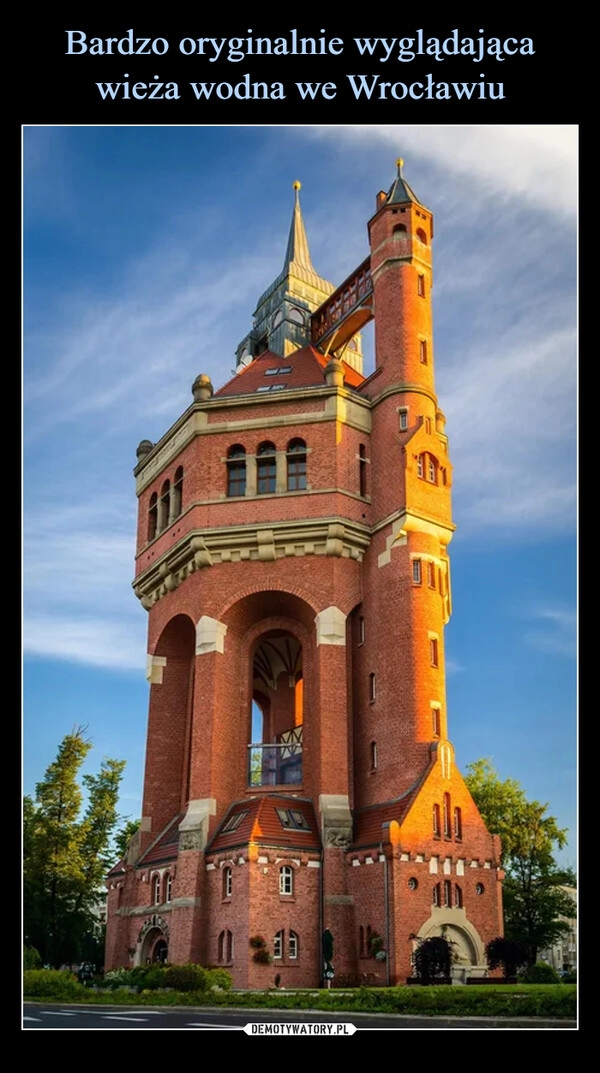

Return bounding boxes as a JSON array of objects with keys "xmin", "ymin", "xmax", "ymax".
[
  {"xmin": 310, "ymin": 125, "xmax": 578, "ymax": 217},
  {"xmin": 23, "ymin": 615, "xmax": 146, "ymax": 671},
  {"xmin": 523, "ymin": 604, "xmax": 577, "ymax": 659}
]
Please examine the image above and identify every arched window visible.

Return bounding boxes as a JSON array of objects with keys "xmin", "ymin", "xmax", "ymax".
[
  {"xmin": 279, "ymin": 865, "xmax": 293, "ymax": 896},
  {"xmin": 433, "ymin": 803, "xmax": 441, "ymax": 837},
  {"xmin": 454, "ymin": 884, "xmax": 463, "ymax": 908},
  {"xmin": 443, "ymin": 880, "xmax": 452, "ymax": 907},
  {"xmin": 289, "ymin": 931, "xmax": 299, "ymax": 959},
  {"xmin": 172, "ymin": 466, "xmax": 183, "ymax": 518},
  {"xmin": 443, "ymin": 793, "xmax": 452, "ymax": 838},
  {"xmin": 148, "ymin": 492, "xmax": 158, "ymax": 542},
  {"xmin": 274, "ymin": 930, "xmax": 284, "ymax": 959},
  {"xmin": 218, "ymin": 929, "xmax": 233, "ymax": 963},
  {"xmin": 223, "ymin": 866, "xmax": 232, "ymax": 898},
  {"xmin": 416, "ymin": 227, "xmax": 428, "ymax": 245},
  {"xmin": 454, "ymin": 807, "xmax": 463, "ymax": 840},
  {"xmin": 257, "ymin": 441, "xmax": 277, "ymax": 494},
  {"xmin": 157, "ymin": 480, "xmax": 170, "ymax": 532},
  {"xmin": 227, "ymin": 444, "xmax": 246, "ymax": 497},
  {"xmin": 286, "ymin": 438, "xmax": 307, "ymax": 491},
  {"xmin": 164, "ymin": 873, "xmax": 172, "ymax": 904},
  {"xmin": 433, "ymin": 883, "xmax": 441, "ymax": 907},
  {"xmin": 427, "ymin": 456, "xmax": 437, "ymax": 483},
  {"xmin": 152, "ymin": 873, "xmax": 161, "ymax": 906},
  {"xmin": 393, "ymin": 223, "xmax": 407, "ymax": 235}
]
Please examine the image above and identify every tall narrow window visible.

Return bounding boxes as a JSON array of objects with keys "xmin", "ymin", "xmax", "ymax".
[
  {"xmin": 399, "ymin": 409, "xmax": 408, "ymax": 431},
  {"xmin": 158, "ymin": 480, "xmax": 170, "ymax": 532},
  {"xmin": 419, "ymin": 339, "xmax": 428, "ymax": 364},
  {"xmin": 358, "ymin": 616, "xmax": 365, "ymax": 645},
  {"xmin": 430, "ymin": 638, "xmax": 439, "ymax": 667},
  {"xmin": 286, "ymin": 438, "xmax": 307, "ymax": 491},
  {"xmin": 152, "ymin": 874, "xmax": 161, "ymax": 906},
  {"xmin": 433, "ymin": 883, "xmax": 440, "ymax": 907},
  {"xmin": 359, "ymin": 443, "xmax": 368, "ymax": 497},
  {"xmin": 454, "ymin": 884, "xmax": 463, "ymax": 908},
  {"xmin": 279, "ymin": 865, "xmax": 293, "ymax": 895},
  {"xmin": 227, "ymin": 444, "xmax": 246, "ymax": 497},
  {"xmin": 443, "ymin": 792, "xmax": 452, "ymax": 838},
  {"xmin": 454, "ymin": 807, "xmax": 463, "ymax": 840},
  {"xmin": 257, "ymin": 441, "xmax": 277, "ymax": 494},
  {"xmin": 172, "ymin": 466, "xmax": 184, "ymax": 518},
  {"xmin": 443, "ymin": 880, "xmax": 452, "ymax": 907},
  {"xmin": 274, "ymin": 930, "xmax": 283, "ymax": 959},
  {"xmin": 359, "ymin": 925, "xmax": 365, "ymax": 956},
  {"xmin": 427, "ymin": 561, "xmax": 436, "ymax": 588},
  {"xmin": 370, "ymin": 741, "xmax": 378, "ymax": 771},
  {"xmin": 418, "ymin": 274, "xmax": 425, "ymax": 296},
  {"xmin": 148, "ymin": 492, "xmax": 158, "ymax": 542},
  {"xmin": 417, "ymin": 454, "xmax": 424, "ymax": 478},
  {"xmin": 369, "ymin": 673, "xmax": 376, "ymax": 702},
  {"xmin": 427, "ymin": 456, "xmax": 437, "ymax": 483},
  {"xmin": 433, "ymin": 803, "xmax": 441, "ymax": 837},
  {"xmin": 223, "ymin": 866, "xmax": 232, "ymax": 898},
  {"xmin": 432, "ymin": 707, "xmax": 441, "ymax": 737},
  {"xmin": 164, "ymin": 873, "xmax": 172, "ymax": 904},
  {"xmin": 289, "ymin": 931, "xmax": 298, "ymax": 959},
  {"xmin": 412, "ymin": 559, "xmax": 422, "ymax": 584}
]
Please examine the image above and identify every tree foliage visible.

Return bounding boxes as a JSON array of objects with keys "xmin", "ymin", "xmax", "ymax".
[
  {"xmin": 465, "ymin": 758, "xmax": 576, "ymax": 966},
  {"xmin": 410, "ymin": 933, "xmax": 455, "ymax": 981},
  {"xmin": 23, "ymin": 726, "xmax": 126, "ymax": 968}
]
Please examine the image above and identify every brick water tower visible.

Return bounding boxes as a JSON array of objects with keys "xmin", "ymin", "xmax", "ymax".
[{"xmin": 105, "ymin": 162, "xmax": 503, "ymax": 986}]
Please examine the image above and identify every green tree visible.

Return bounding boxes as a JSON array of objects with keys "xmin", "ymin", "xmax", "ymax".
[
  {"xmin": 114, "ymin": 818, "xmax": 141, "ymax": 861},
  {"xmin": 465, "ymin": 758, "xmax": 576, "ymax": 966},
  {"xmin": 23, "ymin": 726, "xmax": 126, "ymax": 968}
]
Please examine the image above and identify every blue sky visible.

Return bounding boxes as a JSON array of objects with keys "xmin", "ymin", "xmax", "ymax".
[{"xmin": 22, "ymin": 125, "xmax": 577, "ymax": 869}]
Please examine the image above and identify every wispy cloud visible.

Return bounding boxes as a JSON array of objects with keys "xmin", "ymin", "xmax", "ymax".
[
  {"xmin": 310, "ymin": 125, "xmax": 578, "ymax": 217},
  {"xmin": 522, "ymin": 603, "xmax": 577, "ymax": 659}
]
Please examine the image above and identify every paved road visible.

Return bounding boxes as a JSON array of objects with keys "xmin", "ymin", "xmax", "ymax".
[{"xmin": 23, "ymin": 1003, "xmax": 577, "ymax": 1031}]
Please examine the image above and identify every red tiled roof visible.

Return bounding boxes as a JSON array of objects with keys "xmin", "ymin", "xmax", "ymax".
[
  {"xmin": 214, "ymin": 346, "xmax": 365, "ymax": 398},
  {"xmin": 207, "ymin": 795, "xmax": 320, "ymax": 853},
  {"xmin": 352, "ymin": 783, "xmax": 421, "ymax": 849},
  {"xmin": 137, "ymin": 812, "xmax": 185, "ymax": 867}
]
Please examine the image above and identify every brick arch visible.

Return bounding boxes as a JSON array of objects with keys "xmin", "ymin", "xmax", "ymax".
[
  {"xmin": 218, "ymin": 581, "xmax": 321, "ymax": 624},
  {"xmin": 152, "ymin": 612, "xmax": 196, "ymax": 658}
]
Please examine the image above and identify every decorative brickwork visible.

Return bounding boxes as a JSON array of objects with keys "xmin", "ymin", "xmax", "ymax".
[{"xmin": 105, "ymin": 163, "xmax": 503, "ymax": 985}]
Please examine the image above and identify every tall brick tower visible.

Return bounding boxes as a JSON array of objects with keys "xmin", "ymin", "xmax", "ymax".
[{"xmin": 105, "ymin": 162, "xmax": 503, "ymax": 986}]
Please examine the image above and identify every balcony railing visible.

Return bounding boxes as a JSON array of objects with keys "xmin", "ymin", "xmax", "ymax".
[{"xmin": 248, "ymin": 727, "xmax": 303, "ymax": 787}]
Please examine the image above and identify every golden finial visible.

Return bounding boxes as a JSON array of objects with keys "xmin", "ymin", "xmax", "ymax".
[
  {"xmin": 396, "ymin": 158, "xmax": 404, "ymax": 174},
  {"xmin": 293, "ymin": 180, "xmax": 301, "ymax": 190}
]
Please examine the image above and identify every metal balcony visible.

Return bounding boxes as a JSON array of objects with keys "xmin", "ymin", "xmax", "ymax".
[{"xmin": 247, "ymin": 726, "xmax": 303, "ymax": 787}]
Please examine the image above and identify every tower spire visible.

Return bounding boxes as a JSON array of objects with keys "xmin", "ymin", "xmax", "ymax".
[{"xmin": 283, "ymin": 181, "xmax": 315, "ymax": 272}]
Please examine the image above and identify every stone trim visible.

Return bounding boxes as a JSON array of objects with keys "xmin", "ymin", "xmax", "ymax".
[
  {"xmin": 133, "ymin": 518, "xmax": 370, "ymax": 608},
  {"xmin": 146, "ymin": 654, "xmax": 167, "ymax": 683}
]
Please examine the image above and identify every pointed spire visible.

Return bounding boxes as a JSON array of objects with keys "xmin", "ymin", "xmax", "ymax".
[
  {"xmin": 283, "ymin": 181, "xmax": 315, "ymax": 272},
  {"xmin": 384, "ymin": 157, "xmax": 424, "ymax": 207}
]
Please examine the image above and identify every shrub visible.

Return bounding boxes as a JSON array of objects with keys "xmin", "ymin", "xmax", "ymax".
[
  {"xmin": 249, "ymin": 935, "xmax": 267, "ymax": 949},
  {"xmin": 103, "ymin": 968, "xmax": 135, "ymax": 990},
  {"xmin": 410, "ymin": 934, "xmax": 454, "ymax": 982},
  {"xmin": 23, "ymin": 969, "xmax": 85, "ymax": 1000},
  {"xmin": 485, "ymin": 937, "xmax": 528, "ymax": 978},
  {"xmin": 253, "ymin": 947, "xmax": 273, "ymax": 964},
  {"xmin": 163, "ymin": 964, "xmax": 208, "ymax": 992},
  {"xmin": 519, "ymin": 962, "xmax": 561, "ymax": 984},
  {"xmin": 128, "ymin": 965, "xmax": 169, "ymax": 991},
  {"xmin": 206, "ymin": 967, "xmax": 233, "ymax": 991},
  {"xmin": 23, "ymin": 945, "xmax": 42, "ymax": 971}
]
